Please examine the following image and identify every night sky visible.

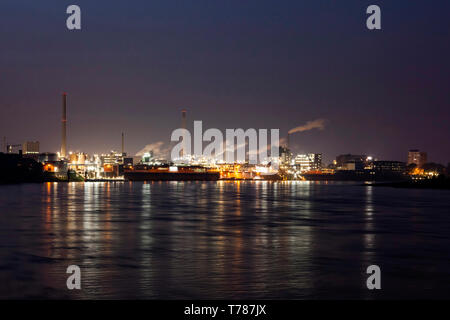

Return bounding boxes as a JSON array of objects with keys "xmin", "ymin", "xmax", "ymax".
[{"xmin": 1, "ymin": 0, "xmax": 449, "ymax": 164}]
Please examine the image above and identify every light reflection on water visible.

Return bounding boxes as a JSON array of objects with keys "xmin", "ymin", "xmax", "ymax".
[{"xmin": 0, "ymin": 181, "xmax": 450, "ymax": 299}]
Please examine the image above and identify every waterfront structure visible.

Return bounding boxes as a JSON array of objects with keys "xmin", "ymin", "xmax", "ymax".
[{"xmin": 372, "ymin": 161, "xmax": 406, "ymax": 174}]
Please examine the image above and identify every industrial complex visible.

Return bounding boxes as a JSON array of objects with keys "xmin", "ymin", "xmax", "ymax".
[{"xmin": 0, "ymin": 93, "xmax": 444, "ymax": 182}]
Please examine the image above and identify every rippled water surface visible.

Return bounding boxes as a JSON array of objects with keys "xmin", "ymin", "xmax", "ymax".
[{"xmin": 1, "ymin": 181, "xmax": 450, "ymax": 299}]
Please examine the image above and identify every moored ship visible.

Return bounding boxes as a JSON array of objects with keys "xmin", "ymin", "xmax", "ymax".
[{"xmin": 124, "ymin": 165, "xmax": 220, "ymax": 181}]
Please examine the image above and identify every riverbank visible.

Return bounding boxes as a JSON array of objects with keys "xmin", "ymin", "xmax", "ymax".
[{"xmin": 370, "ymin": 177, "xmax": 450, "ymax": 190}]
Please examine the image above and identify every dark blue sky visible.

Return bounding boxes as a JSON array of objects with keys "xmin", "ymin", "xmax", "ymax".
[{"xmin": 1, "ymin": 0, "xmax": 449, "ymax": 164}]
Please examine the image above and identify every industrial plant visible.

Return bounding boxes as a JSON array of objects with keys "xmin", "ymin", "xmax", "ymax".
[{"xmin": 0, "ymin": 94, "xmax": 446, "ymax": 183}]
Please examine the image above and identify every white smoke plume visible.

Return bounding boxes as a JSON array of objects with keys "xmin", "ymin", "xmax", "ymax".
[
  {"xmin": 288, "ymin": 119, "xmax": 327, "ymax": 135},
  {"xmin": 136, "ymin": 141, "xmax": 170, "ymax": 158}
]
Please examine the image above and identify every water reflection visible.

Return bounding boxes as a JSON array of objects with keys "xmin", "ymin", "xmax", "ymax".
[
  {"xmin": 1, "ymin": 181, "xmax": 450, "ymax": 299},
  {"xmin": 363, "ymin": 185, "xmax": 376, "ymax": 258}
]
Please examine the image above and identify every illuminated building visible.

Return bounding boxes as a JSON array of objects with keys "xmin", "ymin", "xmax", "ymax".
[
  {"xmin": 42, "ymin": 160, "xmax": 68, "ymax": 179},
  {"xmin": 101, "ymin": 151, "xmax": 125, "ymax": 165},
  {"xmin": 39, "ymin": 152, "xmax": 65, "ymax": 177},
  {"xmin": 294, "ymin": 153, "xmax": 322, "ymax": 172},
  {"xmin": 69, "ymin": 152, "xmax": 87, "ymax": 164},
  {"xmin": 216, "ymin": 163, "xmax": 258, "ymax": 180},
  {"xmin": 407, "ymin": 149, "xmax": 427, "ymax": 168},
  {"xmin": 43, "ymin": 163, "xmax": 56, "ymax": 172},
  {"xmin": 294, "ymin": 154, "xmax": 309, "ymax": 172},
  {"xmin": 67, "ymin": 152, "xmax": 90, "ymax": 177},
  {"xmin": 279, "ymin": 146, "xmax": 292, "ymax": 165},
  {"xmin": 309, "ymin": 153, "xmax": 322, "ymax": 170}
]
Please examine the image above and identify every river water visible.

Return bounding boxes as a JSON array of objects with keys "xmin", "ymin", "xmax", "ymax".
[{"xmin": 0, "ymin": 181, "xmax": 449, "ymax": 299}]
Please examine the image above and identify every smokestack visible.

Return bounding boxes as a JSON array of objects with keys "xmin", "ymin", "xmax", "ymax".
[
  {"xmin": 61, "ymin": 92, "xmax": 67, "ymax": 159},
  {"xmin": 181, "ymin": 109, "xmax": 187, "ymax": 157},
  {"xmin": 121, "ymin": 132, "xmax": 125, "ymax": 155},
  {"xmin": 287, "ymin": 133, "xmax": 290, "ymax": 150},
  {"xmin": 181, "ymin": 109, "xmax": 187, "ymax": 130}
]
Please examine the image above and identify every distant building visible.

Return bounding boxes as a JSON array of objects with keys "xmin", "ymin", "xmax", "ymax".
[
  {"xmin": 101, "ymin": 151, "xmax": 124, "ymax": 165},
  {"xmin": 310, "ymin": 153, "xmax": 322, "ymax": 170},
  {"xmin": 39, "ymin": 152, "xmax": 58, "ymax": 163},
  {"xmin": 294, "ymin": 153, "xmax": 322, "ymax": 172},
  {"xmin": 339, "ymin": 161, "xmax": 364, "ymax": 171},
  {"xmin": 69, "ymin": 152, "xmax": 88, "ymax": 164},
  {"xmin": 407, "ymin": 149, "xmax": 427, "ymax": 168},
  {"xmin": 279, "ymin": 146, "xmax": 292, "ymax": 166},
  {"xmin": 124, "ymin": 157, "xmax": 133, "ymax": 166},
  {"xmin": 294, "ymin": 154, "xmax": 309, "ymax": 171},
  {"xmin": 334, "ymin": 154, "xmax": 369, "ymax": 171},
  {"xmin": 335, "ymin": 154, "xmax": 366, "ymax": 168},
  {"xmin": 22, "ymin": 141, "xmax": 39, "ymax": 154},
  {"xmin": 42, "ymin": 160, "xmax": 68, "ymax": 179}
]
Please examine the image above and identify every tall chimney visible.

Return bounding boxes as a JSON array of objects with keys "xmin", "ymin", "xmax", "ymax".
[
  {"xmin": 121, "ymin": 132, "xmax": 125, "ymax": 155},
  {"xmin": 61, "ymin": 92, "xmax": 67, "ymax": 159},
  {"xmin": 181, "ymin": 109, "xmax": 187, "ymax": 157}
]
